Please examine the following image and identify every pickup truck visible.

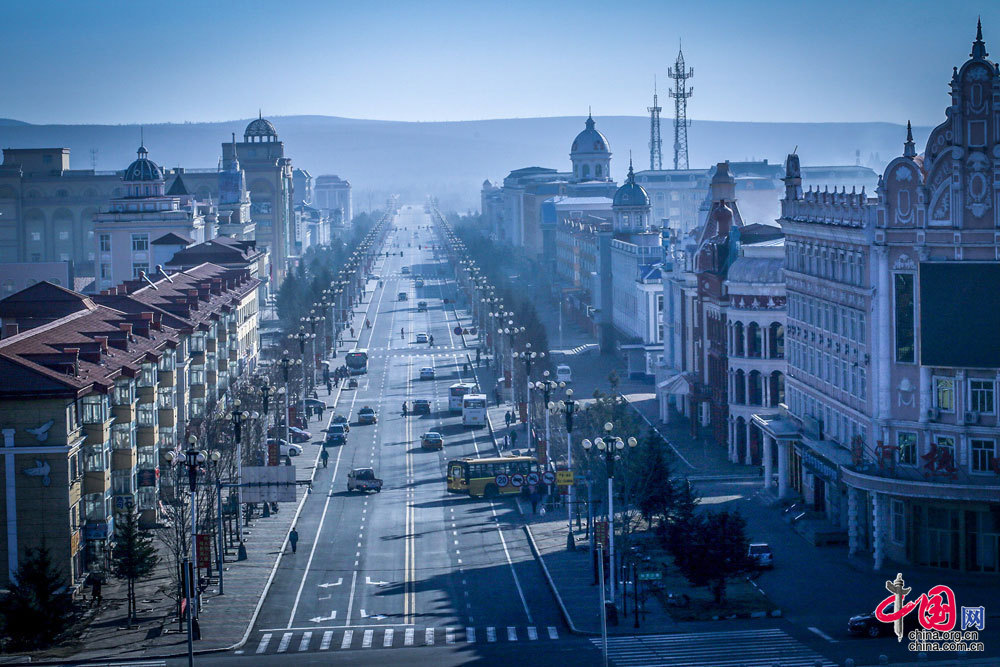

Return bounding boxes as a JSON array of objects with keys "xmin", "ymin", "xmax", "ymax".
[{"xmin": 347, "ymin": 468, "xmax": 383, "ymax": 493}]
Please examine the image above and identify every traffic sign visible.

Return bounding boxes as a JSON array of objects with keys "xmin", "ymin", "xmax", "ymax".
[
  {"xmin": 556, "ymin": 470, "xmax": 574, "ymax": 486},
  {"xmin": 542, "ymin": 471, "xmax": 556, "ymax": 485},
  {"xmin": 526, "ymin": 472, "xmax": 540, "ymax": 486},
  {"xmin": 510, "ymin": 473, "xmax": 524, "ymax": 488},
  {"xmin": 495, "ymin": 474, "xmax": 509, "ymax": 488},
  {"xmin": 638, "ymin": 571, "xmax": 662, "ymax": 581}
]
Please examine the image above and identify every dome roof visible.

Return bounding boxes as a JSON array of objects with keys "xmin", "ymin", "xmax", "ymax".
[
  {"xmin": 613, "ymin": 162, "xmax": 650, "ymax": 208},
  {"xmin": 571, "ymin": 114, "xmax": 611, "ymax": 155},
  {"xmin": 727, "ymin": 257, "xmax": 784, "ymax": 284},
  {"xmin": 245, "ymin": 113, "xmax": 277, "ymax": 140},
  {"xmin": 123, "ymin": 145, "xmax": 163, "ymax": 182}
]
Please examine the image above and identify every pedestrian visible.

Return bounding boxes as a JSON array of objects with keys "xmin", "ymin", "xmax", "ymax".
[
  {"xmin": 289, "ymin": 526, "xmax": 299, "ymax": 554},
  {"xmin": 320, "ymin": 448, "xmax": 329, "ymax": 468},
  {"xmin": 504, "ymin": 411, "xmax": 512, "ymax": 428},
  {"xmin": 327, "ymin": 379, "xmax": 333, "ymax": 395},
  {"xmin": 91, "ymin": 575, "xmax": 103, "ymax": 607},
  {"xmin": 318, "ymin": 405, "xmax": 325, "ymax": 421},
  {"xmin": 350, "ymin": 327, "xmax": 355, "ymax": 338},
  {"xmin": 529, "ymin": 486, "xmax": 540, "ymax": 514}
]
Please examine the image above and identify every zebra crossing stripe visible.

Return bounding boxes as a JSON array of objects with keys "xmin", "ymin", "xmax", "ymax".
[
  {"xmin": 298, "ymin": 631, "xmax": 312, "ymax": 652},
  {"xmin": 362, "ymin": 629, "xmax": 373, "ymax": 648},
  {"xmin": 341, "ymin": 630, "xmax": 353, "ymax": 649},
  {"xmin": 383, "ymin": 628, "xmax": 394, "ymax": 647},
  {"xmin": 320, "ymin": 630, "xmax": 333, "ymax": 650},
  {"xmin": 404, "ymin": 627, "xmax": 414, "ymax": 645},
  {"xmin": 486, "ymin": 626, "xmax": 496, "ymax": 642},
  {"xmin": 507, "ymin": 626, "xmax": 517, "ymax": 641},
  {"xmin": 548, "ymin": 626, "xmax": 559, "ymax": 640},
  {"xmin": 466, "ymin": 627, "xmax": 476, "ymax": 643},
  {"xmin": 255, "ymin": 633, "xmax": 271, "ymax": 654},
  {"xmin": 276, "ymin": 632, "xmax": 292, "ymax": 653},
  {"xmin": 446, "ymin": 627, "xmax": 455, "ymax": 644},
  {"xmin": 425, "ymin": 627, "xmax": 435, "ymax": 645},
  {"xmin": 527, "ymin": 626, "xmax": 537, "ymax": 640}
]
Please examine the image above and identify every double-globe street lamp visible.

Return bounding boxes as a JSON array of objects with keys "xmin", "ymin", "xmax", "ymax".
[
  {"xmin": 226, "ymin": 400, "xmax": 257, "ymax": 544},
  {"xmin": 544, "ymin": 381, "xmax": 579, "ymax": 550},
  {"xmin": 582, "ymin": 422, "xmax": 637, "ymax": 605},
  {"xmin": 515, "ymin": 343, "xmax": 544, "ymax": 448},
  {"xmin": 278, "ymin": 351, "xmax": 301, "ymax": 448},
  {"xmin": 289, "ymin": 328, "xmax": 314, "ymax": 425}
]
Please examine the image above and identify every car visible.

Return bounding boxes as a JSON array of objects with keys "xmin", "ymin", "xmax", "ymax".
[
  {"xmin": 417, "ymin": 301, "xmax": 427, "ymax": 312},
  {"xmin": 748, "ymin": 543, "xmax": 773, "ymax": 569},
  {"xmin": 412, "ymin": 399, "xmax": 431, "ymax": 415},
  {"xmin": 848, "ymin": 608, "xmax": 921, "ymax": 638},
  {"xmin": 420, "ymin": 432, "xmax": 444, "ymax": 450},
  {"xmin": 415, "ymin": 333, "xmax": 428, "ymax": 343},
  {"xmin": 401, "ymin": 266, "xmax": 410, "ymax": 274},
  {"xmin": 304, "ymin": 397, "xmax": 326, "ymax": 411},
  {"xmin": 415, "ymin": 278, "xmax": 424, "ymax": 287},
  {"xmin": 398, "ymin": 292, "xmax": 408, "ymax": 301},
  {"xmin": 324, "ymin": 424, "xmax": 347, "ymax": 447},
  {"xmin": 287, "ymin": 426, "xmax": 312, "ymax": 443},
  {"xmin": 357, "ymin": 406, "xmax": 377, "ymax": 425},
  {"xmin": 556, "ymin": 364, "xmax": 572, "ymax": 384},
  {"xmin": 331, "ymin": 414, "xmax": 350, "ymax": 433},
  {"xmin": 419, "ymin": 366, "xmax": 435, "ymax": 380},
  {"xmin": 266, "ymin": 438, "xmax": 303, "ymax": 457},
  {"xmin": 347, "ymin": 468, "xmax": 383, "ymax": 493}
]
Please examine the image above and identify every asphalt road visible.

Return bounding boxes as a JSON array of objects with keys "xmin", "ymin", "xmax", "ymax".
[{"xmin": 235, "ymin": 206, "xmax": 576, "ymax": 661}]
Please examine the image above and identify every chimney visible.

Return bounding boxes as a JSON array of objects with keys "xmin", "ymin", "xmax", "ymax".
[
  {"xmin": 2, "ymin": 322, "xmax": 18, "ymax": 338},
  {"xmin": 94, "ymin": 335, "xmax": 109, "ymax": 354},
  {"xmin": 64, "ymin": 347, "xmax": 80, "ymax": 376},
  {"xmin": 198, "ymin": 282, "xmax": 211, "ymax": 301},
  {"xmin": 210, "ymin": 278, "xmax": 222, "ymax": 295}
]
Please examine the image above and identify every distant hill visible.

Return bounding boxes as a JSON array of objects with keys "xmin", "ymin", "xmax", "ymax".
[{"xmin": 0, "ymin": 115, "xmax": 925, "ymax": 211}]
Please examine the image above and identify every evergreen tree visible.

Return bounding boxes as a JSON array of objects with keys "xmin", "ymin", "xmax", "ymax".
[
  {"xmin": 111, "ymin": 506, "xmax": 160, "ymax": 624},
  {"xmin": 675, "ymin": 510, "xmax": 756, "ymax": 604},
  {"xmin": 0, "ymin": 544, "xmax": 73, "ymax": 649},
  {"xmin": 665, "ymin": 477, "xmax": 700, "ymax": 567},
  {"xmin": 633, "ymin": 432, "xmax": 675, "ymax": 530}
]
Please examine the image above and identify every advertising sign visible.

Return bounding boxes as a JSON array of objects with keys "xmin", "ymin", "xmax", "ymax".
[
  {"xmin": 196, "ymin": 534, "xmax": 211, "ymax": 569},
  {"xmin": 242, "ymin": 465, "xmax": 297, "ymax": 503}
]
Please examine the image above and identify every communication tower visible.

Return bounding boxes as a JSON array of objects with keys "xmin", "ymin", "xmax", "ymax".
[
  {"xmin": 648, "ymin": 77, "xmax": 663, "ymax": 170},
  {"xmin": 668, "ymin": 44, "xmax": 694, "ymax": 170}
]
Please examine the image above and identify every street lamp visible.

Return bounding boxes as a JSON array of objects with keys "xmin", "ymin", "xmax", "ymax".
[
  {"xmin": 582, "ymin": 422, "xmax": 637, "ymax": 606},
  {"xmin": 549, "ymin": 387, "xmax": 578, "ymax": 550},
  {"xmin": 226, "ymin": 400, "xmax": 257, "ymax": 543},
  {"xmin": 278, "ymin": 351, "xmax": 301, "ymax": 449},
  {"xmin": 289, "ymin": 328, "xmax": 314, "ymax": 427},
  {"xmin": 207, "ymin": 449, "xmax": 223, "ymax": 593}
]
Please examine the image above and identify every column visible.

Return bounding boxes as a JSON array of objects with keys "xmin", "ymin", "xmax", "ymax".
[
  {"xmin": 3, "ymin": 428, "xmax": 16, "ymax": 583},
  {"xmin": 919, "ymin": 366, "xmax": 932, "ymax": 422},
  {"xmin": 762, "ymin": 325, "xmax": 770, "ymax": 359},
  {"xmin": 728, "ymin": 419, "xmax": 736, "ymax": 462},
  {"xmin": 875, "ymin": 246, "xmax": 891, "ymax": 421},
  {"xmin": 777, "ymin": 440, "xmax": 790, "ymax": 499},
  {"xmin": 744, "ymin": 420, "xmax": 752, "ymax": 464},
  {"xmin": 763, "ymin": 433, "xmax": 774, "ymax": 491},
  {"xmin": 872, "ymin": 491, "xmax": 886, "ymax": 570},
  {"xmin": 847, "ymin": 486, "xmax": 860, "ymax": 557}
]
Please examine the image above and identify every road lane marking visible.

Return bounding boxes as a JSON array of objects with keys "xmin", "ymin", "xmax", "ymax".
[
  {"xmin": 486, "ymin": 626, "xmax": 496, "ymax": 642},
  {"xmin": 276, "ymin": 632, "xmax": 292, "ymax": 653},
  {"xmin": 425, "ymin": 627, "xmax": 435, "ymax": 645},
  {"xmin": 446, "ymin": 627, "xmax": 455, "ymax": 644},
  {"xmin": 255, "ymin": 633, "xmax": 271, "ymax": 654},
  {"xmin": 527, "ymin": 626, "xmax": 537, "ymax": 640},
  {"xmin": 507, "ymin": 626, "xmax": 517, "ymax": 641},
  {"xmin": 344, "ymin": 570, "xmax": 358, "ymax": 626},
  {"xmin": 548, "ymin": 626, "xmax": 558, "ymax": 639},
  {"xmin": 320, "ymin": 630, "xmax": 332, "ymax": 650},
  {"xmin": 404, "ymin": 627, "xmax": 414, "ymax": 645},
  {"xmin": 809, "ymin": 626, "xmax": 838, "ymax": 643},
  {"xmin": 362, "ymin": 629, "xmax": 373, "ymax": 648},
  {"xmin": 298, "ymin": 631, "xmax": 312, "ymax": 651},
  {"xmin": 383, "ymin": 628, "xmax": 394, "ymax": 647},
  {"xmin": 466, "ymin": 627, "xmax": 476, "ymax": 643},
  {"xmin": 340, "ymin": 630, "xmax": 353, "ymax": 649}
]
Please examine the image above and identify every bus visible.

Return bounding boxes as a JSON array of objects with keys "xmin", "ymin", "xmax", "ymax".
[
  {"xmin": 448, "ymin": 382, "xmax": 477, "ymax": 411},
  {"xmin": 345, "ymin": 349, "xmax": 369, "ymax": 375},
  {"xmin": 447, "ymin": 456, "xmax": 540, "ymax": 498},
  {"xmin": 461, "ymin": 394, "xmax": 487, "ymax": 426}
]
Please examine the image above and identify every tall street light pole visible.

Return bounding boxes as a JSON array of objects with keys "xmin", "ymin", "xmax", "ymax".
[{"xmin": 279, "ymin": 351, "xmax": 300, "ymax": 449}]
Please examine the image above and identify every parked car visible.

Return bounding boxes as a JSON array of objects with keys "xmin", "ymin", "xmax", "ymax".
[
  {"xmin": 325, "ymin": 424, "xmax": 347, "ymax": 447},
  {"xmin": 556, "ymin": 364, "xmax": 572, "ymax": 384},
  {"xmin": 287, "ymin": 426, "xmax": 312, "ymax": 443},
  {"xmin": 420, "ymin": 432, "xmax": 444, "ymax": 450},
  {"xmin": 331, "ymin": 414, "xmax": 350, "ymax": 433},
  {"xmin": 417, "ymin": 301, "xmax": 428, "ymax": 312},
  {"xmin": 401, "ymin": 266, "xmax": 410, "ymax": 274},
  {"xmin": 415, "ymin": 278, "xmax": 424, "ymax": 287},
  {"xmin": 419, "ymin": 366, "xmax": 435, "ymax": 380},
  {"xmin": 748, "ymin": 543, "xmax": 774, "ymax": 569},
  {"xmin": 848, "ymin": 608, "xmax": 921, "ymax": 638},
  {"xmin": 358, "ymin": 406, "xmax": 377, "ymax": 425},
  {"xmin": 398, "ymin": 292, "xmax": 408, "ymax": 301},
  {"xmin": 347, "ymin": 468, "xmax": 383, "ymax": 493},
  {"xmin": 412, "ymin": 399, "xmax": 431, "ymax": 415},
  {"xmin": 415, "ymin": 332, "xmax": 428, "ymax": 343},
  {"xmin": 266, "ymin": 438, "xmax": 303, "ymax": 457},
  {"xmin": 304, "ymin": 397, "xmax": 326, "ymax": 411}
]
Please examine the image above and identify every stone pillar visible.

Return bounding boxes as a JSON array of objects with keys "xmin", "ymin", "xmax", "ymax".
[
  {"xmin": 777, "ymin": 440, "xmax": 790, "ymax": 499},
  {"xmin": 762, "ymin": 324, "xmax": 770, "ymax": 359},
  {"xmin": 847, "ymin": 487, "xmax": 860, "ymax": 556},
  {"xmin": 919, "ymin": 366, "xmax": 931, "ymax": 422},
  {"xmin": 763, "ymin": 433, "xmax": 774, "ymax": 491},
  {"xmin": 728, "ymin": 419, "xmax": 736, "ymax": 462},
  {"xmin": 744, "ymin": 420, "xmax": 752, "ymax": 464},
  {"xmin": 875, "ymin": 246, "xmax": 891, "ymax": 421},
  {"xmin": 872, "ymin": 491, "xmax": 886, "ymax": 570}
]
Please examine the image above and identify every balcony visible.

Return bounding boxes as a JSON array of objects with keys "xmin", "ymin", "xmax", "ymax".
[
  {"xmin": 207, "ymin": 338, "xmax": 217, "ymax": 353},
  {"xmin": 83, "ymin": 420, "xmax": 111, "ymax": 446},
  {"xmin": 158, "ymin": 407, "xmax": 176, "ymax": 428},
  {"xmin": 136, "ymin": 426, "xmax": 156, "ymax": 448},
  {"xmin": 218, "ymin": 357, "xmax": 229, "ymax": 371},
  {"xmin": 112, "ymin": 403, "xmax": 135, "ymax": 424},
  {"xmin": 112, "ymin": 447, "xmax": 136, "ymax": 471},
  {"xmin": 190, "ymin": 383, "xmax": 206, "ymax": 399},
  {"xmin": 158, "ymin": 370, "xmax": 175, "ymax": 387},
  {"xmin": 84, "ymin": 468, "xmax": 111, "ymax": 495},
  {"xmin": 137, "ymin": 385, "xmax": 155, "ymax": 401}
]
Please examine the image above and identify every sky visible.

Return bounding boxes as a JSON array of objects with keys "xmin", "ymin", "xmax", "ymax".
[{"xmin": 0, "ymin": 0, "xmax": 994, "ymax": 126}]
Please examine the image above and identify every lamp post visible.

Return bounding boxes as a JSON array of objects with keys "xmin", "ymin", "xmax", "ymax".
[
  {"xmin": 516, "ymin": 344, "xmax": 543, "ymax": 449},
  {"xmin": 290, "ymin": 328, "xmax": 313, "ymax": 426},
  {"xmin": 226, "ymin": 401, "xmax": 256, "ymax": 543},
  {"xmin": 208, "ymin": 449, "xmax": 223, "ymax": 593},
  {"xmin": 582, "ymin": 423, "xmax": 637, "ymax": 606},
  {"xmin": 279, "ymin": 351, "xmax": 300, "ymax": 448}
]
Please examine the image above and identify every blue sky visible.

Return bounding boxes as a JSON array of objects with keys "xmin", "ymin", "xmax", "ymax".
[{"xmin": 0, "ymin": 0, "xmax": 993, "ymax": 125}]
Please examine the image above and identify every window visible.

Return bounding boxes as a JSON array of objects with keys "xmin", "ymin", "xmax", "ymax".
[
  {"xmin": 137, "ymin": 486, "xmax": 157, "ymax": 511},
  {"xmin": 84, "ymin": 493, "xmax": 106, "ymax": 522},
  {"xmin": 137, "ymin": 402, "xmax": 156, "ymax": 428},
  {"xmin": 189, "ymin": 365, "xmax": 205, "ymax": 385},
  {"xmin": 159, "ymin": 427, "xmax": 175, "ymax": 450},
  {"xmin": 897, "ymin": 432, "xmax": 917, "ymax": 465},
  {"xmin": 111, "ymin": 469, "xmax": 134, "ymax": 496},
  {"xmin": 99, "ymin": 234, "xmax": 111, "ymax": 252},
  {"xmin": 30, "ymin": 232, "xmax": 41, "ymax": 242},
  {"xmin": 132, "ymin": 262, "xmax": 149, "ymax": 278},
  {"xmin": 894, "ymin": 273, "xmax": 915, "ymax": 362},
  {"xmin": 81, "ymin": 394, "xmax": 107, "ymax": 424},
  {"xmin": 190, "ymin": 397, "xmax": 206, "ymax": 418},
  {"xmin": 111, "ymin": 423, "xmax": 133, "ymax": 450},
  {"xmin": 935, "ymin": 435, "xmax": 956, "ymax": 463},
  {"xmin": 158, "ymin": 348, "xmax": 175, "ymax": 372},
  {"xmin": 970, "ymin": 379, "xmax": 995, "ymax": 414},
  {"xmin": 83, "ymin": 444, "xmax": 107, "ymax": 472},
  {"xmin": 137, "ymin": 446, "xmax": 157, "ymax": 469},
  {"xmin": 891, "ymin": 499, "xmax": 905, "ymax": 544},
  {"xmin": 58, "ymin": 230, "xmax": 69, "ymax": 240},
  {"xmin": 100, "ymin": 263, "xmax": 112, "ymax": 279},
  {"xmin": 190, "ymin": 333, "xmax": 206, "ymax": 353},
  {"xmin": 934, "ymin": 377, "xmax": 955, "ymax": 412},
  {"xmin": 157, "ymin": 387, "xmax": 174, "ymax": 409},
  {"xmin": 971, "ymin": 439, "xmax": 996, "ymax": 473},
  {"xmin": 112, "ymin": 380, "xmax": 133, "ymax": 406},
  {"xmin": 131, "ymin": 234, "xmax": 148, "ymax": 252}
]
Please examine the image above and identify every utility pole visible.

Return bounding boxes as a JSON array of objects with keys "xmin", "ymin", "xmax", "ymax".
[
  {"xmin": 648, "ymin": 77, "xmax": 662, "ymax": 171},
  {"xmin": 668, "ymin": 43, "xmax": 694, "ymax": 170}
]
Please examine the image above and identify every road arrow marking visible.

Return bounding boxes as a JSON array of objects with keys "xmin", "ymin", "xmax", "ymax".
[
  {"xmin": 318, "ymin": 578, "xmax": 343, "ymax": 588},
  {"xmin": 309, "ymin": 611, "xmax": 337, "ymax": 623},
  {"xmin": 359, "ymin": 609, "xmax": 367, "ymax": 618},
  {"xmin": 365, "ymin": 576, "xmax": 389, "ymax": 586}
]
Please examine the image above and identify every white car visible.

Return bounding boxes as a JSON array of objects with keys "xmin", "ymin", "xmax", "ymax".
[
  {"xmin": 266, "ymin": 438, "xmax": 303, "ymax": 457},
  {"xmin": 419, "ymin": 367, "xmax": 435, "ymax": 380},
  {"xmin": 556, "ymin": 364, "xmax": 572, "ymax": 384},
  {"xmin": 415, "ymin": 332, "xmax": 428, "ymax": 343}
]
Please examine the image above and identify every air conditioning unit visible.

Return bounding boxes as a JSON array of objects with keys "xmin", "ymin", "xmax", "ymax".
[
  {"xmin": 927, "ymin": 408, "xmax": 940, "ymax": 420},
  {"xmin": 964, "ymin": 411, "xmax": 978, "ymax": 425}
]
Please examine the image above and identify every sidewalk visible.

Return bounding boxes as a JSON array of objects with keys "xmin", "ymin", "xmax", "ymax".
[{"xmin": 32, "ymin": 281, "xmax": 382, "ymax": 663}]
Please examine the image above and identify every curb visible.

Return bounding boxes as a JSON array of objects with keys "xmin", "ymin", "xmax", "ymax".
[{"xmin": 519, "ymin": 511, "xmax": 591, "ymax": 637}]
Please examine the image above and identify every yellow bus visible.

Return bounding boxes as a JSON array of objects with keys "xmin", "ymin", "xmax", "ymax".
[{"xmin": 446, "ymin": 455, "xmax": 540, "ymax": 499}]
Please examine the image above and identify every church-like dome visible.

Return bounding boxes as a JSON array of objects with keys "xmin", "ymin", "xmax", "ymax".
[
  {"xmin": 123, "ymin": 145, "xmax": 163, "ymax": 182},
  {"xmin": 613, "ymin": 162, "xmax": 650, "ymax": 208},
  {"xmin": 245, "ymin": 113, "xmax": 278, "ymax": 141},
  {"xmin": 571, "ymin": 114, "xmax": 611, "ymax": 155}
]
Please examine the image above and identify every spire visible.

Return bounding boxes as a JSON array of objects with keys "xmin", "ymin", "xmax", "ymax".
[
  {"xmin": 585, "ymin": 108, "xmax": 595, "ymax": 130},
  {"xmin": 138, "ymin": 126, "xmax": 146, "ymax": 156},
  {"xmin": 627, "ymin": 154, "xmax": 635, "ymax": 183},
  {"xmin": 972, "ymin": 17, "xmax": 988, "ymax": 59},
  {"xmin": 903, "ymin": 120, "xmax": 916, "ymax": 159}
]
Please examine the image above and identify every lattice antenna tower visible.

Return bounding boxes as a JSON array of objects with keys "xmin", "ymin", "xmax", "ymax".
[
  {"xmin": 648, "ymin": 76, "xmax": 663, "ymax": 171},
  {"xmin": 668, "ymin": 42, "xmax": 694, "ymax": 170},
  {"xmin": 90, "ymin": 148, "xmax": 98, "ymax": 170}
]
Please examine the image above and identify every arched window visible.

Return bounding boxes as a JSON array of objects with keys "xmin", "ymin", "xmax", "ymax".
[
  {"xmin": 747, "ymin": 322, "xmax": 762, "ymax": 358},
  {"xmin": 582, "ymin": 164, "xmax": 590, "ymax": 179},
  {"xmin": 733, "ymin": 322, "xmax": 745, "ymax": 356},
  {"xmin": 596, "ymin": 165, "xmax": 603, "ymax": 178},
  {"xmin": 734, "ymin": 369, "xmax": 746, "ymax": 404},
  {"xmin": 748, "ymin": 370, "xmax": 763, "ymax": 405},
  {"xmin": 769, "ymin": 323, "xmax": 784, "ymax": 358},
  {"xmin": 770, "ymin": 371, "xmax": 785, "ymax": 407}
]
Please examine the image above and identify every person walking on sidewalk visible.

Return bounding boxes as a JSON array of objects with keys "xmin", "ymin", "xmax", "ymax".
[
  {"xmin": 504, "ymin": 411, "xmax": 512, "ymax": 428},
  {"xmin": 327, "ymin": 379, "xmax": 333, "ymax": 395},
  {"xmin": 289, "ymin": 527, "xmax": 299, "ymax": 554},
  {"xmin": 320, "ymin": 449, "xmax": 329, "ymax": 468}
]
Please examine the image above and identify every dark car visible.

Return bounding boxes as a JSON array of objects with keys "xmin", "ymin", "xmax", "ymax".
[
  {"xmin": 325, "ymin": 423, "xmax": 347, "ymax": 447},
  {"xmin": 412, "ymin": 399, "xmax": 431, "ymax": 415},
  {"xmin": 421, "ymin": 431, "xmax": 444, "ymax": 450},
  {"xmin": 417, "ymin": 301, "xmax": 428, "ymax": 312},
  {"xmin": 358, "ymin": 406, "xmax": 377, "ymax": 425},
  {"xmin": 331, "ymin": 414, "xmax": 349, "ymax": 433},
  {"xmin": 287, "ymin": 426, "xmax": 312, "ymax": 443},
  {"xmin": 847, "ymin": 609, "xmax": 921, "ymax": 638}
]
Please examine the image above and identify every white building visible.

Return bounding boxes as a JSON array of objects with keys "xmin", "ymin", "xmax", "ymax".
[{"xmin": 314, "ymin": 174, "xmax": 352, "ymax": 225}]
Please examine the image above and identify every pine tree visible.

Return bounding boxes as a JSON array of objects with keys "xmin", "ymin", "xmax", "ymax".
[
  {"xmin": 634, "ymin": 432, "xmax": 675, "ymax": 530},
  {"xmin": 675, "ymin": 510, "xmax": 756, "ymax": 605},
  {"xmin": 111, "ymin": 506, "xmax": 160, "ymax": 624},
  {"xmin": 0, "ymin": 544, "xmax": 73, "ymax": 648}
]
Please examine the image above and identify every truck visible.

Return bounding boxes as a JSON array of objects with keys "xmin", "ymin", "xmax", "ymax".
[{"xmin": 347, "ymin": 468, "xmax": 383, "ymax": 493}]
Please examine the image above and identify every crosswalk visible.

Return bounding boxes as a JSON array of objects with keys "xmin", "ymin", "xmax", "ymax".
[
  {"xmin": 253, "ymin": 624, "xmax": 560, "ymax": 654},
  {"xmin": 591, "ymin": 628, "xmax": 836, "ymax": 667}
]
